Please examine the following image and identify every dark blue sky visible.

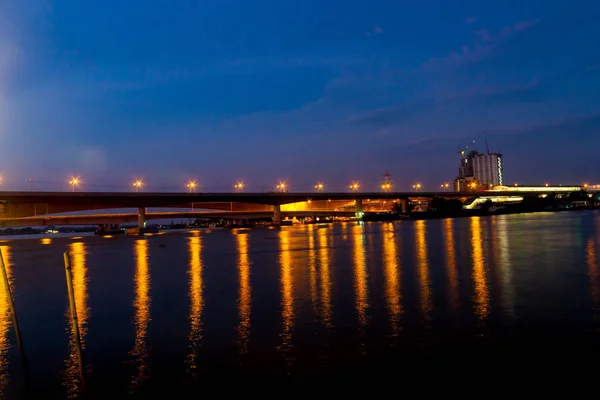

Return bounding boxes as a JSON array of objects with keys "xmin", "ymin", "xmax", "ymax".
[{"xmin": 1, "ymin": 0, "xmax": 599, "ymax": 191}]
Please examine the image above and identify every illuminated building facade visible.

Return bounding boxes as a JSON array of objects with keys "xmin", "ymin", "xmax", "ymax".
[
  {"xmin": 473, "ymin": 152, "xmax": 503, "ymax": 188},
  {"xmin": 455, "ymin": 150, "xmax": 503, "ymax": 191}
]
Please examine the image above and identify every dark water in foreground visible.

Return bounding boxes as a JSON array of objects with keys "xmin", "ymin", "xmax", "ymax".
[{"xmin": 1, "ymin": 211, "xmax": 600, "ymax": 396}]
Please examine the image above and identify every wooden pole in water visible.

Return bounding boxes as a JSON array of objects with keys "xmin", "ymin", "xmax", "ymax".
[
  {"xmin": 0, "ymin": 249, "xmax": 27, "ymax": 372},
  {"xmin": 63, "ymin": 251, "xmax": 86, "ymax": 385}
]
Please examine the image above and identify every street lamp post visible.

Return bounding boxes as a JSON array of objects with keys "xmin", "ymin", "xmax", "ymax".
[
  {"xmin": 277, "ymin": 182, "xmax": 287, "ymax": 193},
  {"xmin": 441, "ymin": 183, "xmax": 449, "ymax": 192},
  {"xmin": 69, "ymin": 177, "xmax": 80, "ymax": 192},
  {"xmin": 349, "ymin": 182, "xmax": 360, "ymax": 192},
  {"xmin": 314, "ymin": 183, "xmax": 324, "ymax": 192},
  {"xmin": 413, "ymin": 183, "xmax": 421, "ymax": 192},
  {"xmin": 133, "ymin": 179, "xmax": 144, "ymax": 192},
  {"xmin": 187, "ymin": 180, "xmax": 197, "ymax": 193},
  {"xmin": 381, "ymin": 182, "xmax": 391, "ymax": 191}
]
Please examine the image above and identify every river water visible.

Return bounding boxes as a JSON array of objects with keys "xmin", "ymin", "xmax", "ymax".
[{"xmin": 1, "ymin": 211, "xmax": 600, "ymax": 396}]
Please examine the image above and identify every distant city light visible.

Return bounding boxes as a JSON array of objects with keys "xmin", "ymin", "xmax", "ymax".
[
  {"xmin": 349, "ymin": 182, "xmax": 360, "ymax": 191},
  {"xmin": 412, "ymin": 182, "xmax": 422, "ymax": 191},
  {"xmin": 235, "ymin": 181, "xmax": 244, "ymax": 192},
  {"xmin": 381, "ymin": 182, "xmax": 392, "ymax": 191},
  {"xmin": 314, "ymin": 182, "xmax": 325, "ymax": 191},
  {"xmin": 276, "ymin": 182, "xmax": 287, "ymax": 192}
]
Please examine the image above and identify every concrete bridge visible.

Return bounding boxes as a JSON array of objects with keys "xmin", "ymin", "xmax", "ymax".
[
  {"xmin": 0, "ymin": 210, "xmax": 357, "ymax": 228},
  {"xmin": 0, "ymin": 188, "xmax": 586, "ymax": 228}
]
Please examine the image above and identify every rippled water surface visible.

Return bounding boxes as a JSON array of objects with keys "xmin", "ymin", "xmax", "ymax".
[{"xmin": 1, "ymin": 211, "xmax": 600, "ymax": 396}]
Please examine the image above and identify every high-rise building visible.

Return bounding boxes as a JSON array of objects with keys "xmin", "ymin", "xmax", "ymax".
[
  {"xmin": 472, "ymin": 152, "xmax": 503, "ymax": 188},
  {"xmin": 455, "ymin": 150, "xmax": 504, "ymax": 191}
]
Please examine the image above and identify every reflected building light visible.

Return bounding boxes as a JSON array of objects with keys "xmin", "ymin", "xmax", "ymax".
[
  {"xmin": 41, "ymin": 238, "xmax": 52, "ymax": 245},
  {"xmin": 307, "ymin": 225, "xmax": 318, "ymax": 312},
  {"xmin": 352, "ymin": 225, "xmax": 369, "ymax": 334},
  {"xmin": 63, "ymin": 242, "xmax": 88, "ymax": 397},
  {"xmin": 0, "ymin": 246, "xmax": 12, "ymax": 396},
  {"xmin": 278, "ymin": 230, "xmax": 294, "ymax": 362},
  {"xmin": 587, "ymin": 238, "xmax": 599, "ymax": 310},
  {"xmin": 382, "ymin": 224, "xmax": 402, "ymax": 337},
  {"xmin": 495, "ymin": 217, "xmax": 515, "ymax": 318},
  {"xmin": 414, "ymin": 220, "xmax": 432, "ymax": 321},
  {"xmin": 317, "ymin": 228, "xmax": 333, "ymax": 329},
  {"xmin": 236, "ymin": 233, "xmax": 251, "ymax": 355},
  {"xmin": 129, "ymin": 240, "xmax": 151, "ymax": 391},
  {"xmin": 470, "ymin": 217, "xmax": 490, "ymax": 321},
  {"xmin": 443, "ymin": 219, "xmax": 460, "ymax": 310},
  {"xmin": 187, "ymin": 234, "xmax": 204, "ymax": 372}
]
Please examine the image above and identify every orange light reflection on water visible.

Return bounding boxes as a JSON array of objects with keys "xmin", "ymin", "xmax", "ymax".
[
  {"xmin": 64, "ymin": 241, "xmax": 88, "ymax": 397},
  {"xmin": 129, "ymin": 240, "xmax": 151, "ymax": 391},
  {"xmin": 0, "ymin": 246, "xmax": 12, "ymax": 396},
  {"xmin": 414, "ymin": 220, "xmax": 431, "ymax": 320},
  {"xmin": 187, "ymin": 234, "xmax": 203, "ymax": 374},
  {"xmin": 317, "ymin": 228, "xmax": 333, "ymax": 329},
  {"xmin": 307, "ymin": 225, "xmax": 318, "ymax": 313},
  {"xmin": 352, "ymin": 224, "xmax": 369, "ymax": 329},
  {"xmin": 278, "ymin": 230, "xmax": 294, "ymax": 361},
  {"xmin": 470, "ymin": 217, "xmax": 489, "ymax": 321},
  {"xmin": 236, "ymin": 233, "xmax": 251, "ymax": 355},
  {"xmin": 382, "ymin": 224, "xmax": 402, "ymax": 336},
  {"xmin": 443, "ymin": 219, "xmax": 460, "ymax": 310}
]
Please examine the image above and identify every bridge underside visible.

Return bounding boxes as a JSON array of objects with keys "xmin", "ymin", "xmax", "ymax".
[{"xmin": 0, "ymin": 210, "xmax": 358, "ymax": 228}]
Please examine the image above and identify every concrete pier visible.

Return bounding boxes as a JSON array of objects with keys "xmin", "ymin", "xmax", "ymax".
[
  {"xmin": 138, "ymin": 207, "xmax": 146, "ymax": 229},
  {"xmin": 273, "ymin": 204, "xmax": 281, "ymax": 226}
]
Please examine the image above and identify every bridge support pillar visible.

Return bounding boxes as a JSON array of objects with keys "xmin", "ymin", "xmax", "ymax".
[
  {"xmin": 138, "ymin": 207, "xmax": 146, "ymax": 229},
  {"xmin": 273, "ymin": 204, "xmax": 281, "ymax": 226},
  {"xmin": 400, "ymin": 199, "xmax": 408, "ymax": 214},
  {"xmin": 355, "ymin": 199, "xmax": 363, "ymax": 218}
]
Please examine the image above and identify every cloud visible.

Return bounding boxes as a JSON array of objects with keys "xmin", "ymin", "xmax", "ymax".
[
  {"xmin": 514, "ymin": 19, "xmax": 540, "ymax": 31},
  {"xmin": 423, "ymin": 18, "xmax": 541, "ymax": 72},
  {"xmin": 365, "ymin": 26, "xmax": 384, "ymax": 36},
  {"xmin": 77, "ymin": 147, "xmax": 109, "ymax": 173}
]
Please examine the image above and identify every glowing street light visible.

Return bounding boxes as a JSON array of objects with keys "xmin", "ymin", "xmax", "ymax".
[
  {"xmin": 349, "ymin": 182, "xmax": 360, "ymax": 192},
  {"xmin": 276, "ymin": 182, "xmax": 287, "ymax": 192},
  {"xmin": 545, "ymin": 183, "xmax": 549, "ymax": 187},
  {"xmin": 314, "ymin": 182, "xmax": 324, "ymax": 192},
  {"xmin": 381, "ymin": 182, "xmax": 392, "ymax": 191},
  {"xmin": 187, "ymin": 180, "xmax": 197, "ymax": 193},
  {"xmin": 583, "ymin": 183, "xmax": 589, "ymax": 189},
  {"xmin": 412, "ymin": 182, "xmax": 422, "ymax": 192},
  {"xmin": 133, "ymin": 179, "xmax": 144, "ymax": 192},
  {"xmin": 441, "ymin": 183, "xmax": 450, "ymax": 191},
  {"xmin": 234, "ymin": 181, "xmax": 244, "ymax": 192},
  {"xmin": 69, "ymin": 176, "xmax": 80, "ymax": 192}
]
